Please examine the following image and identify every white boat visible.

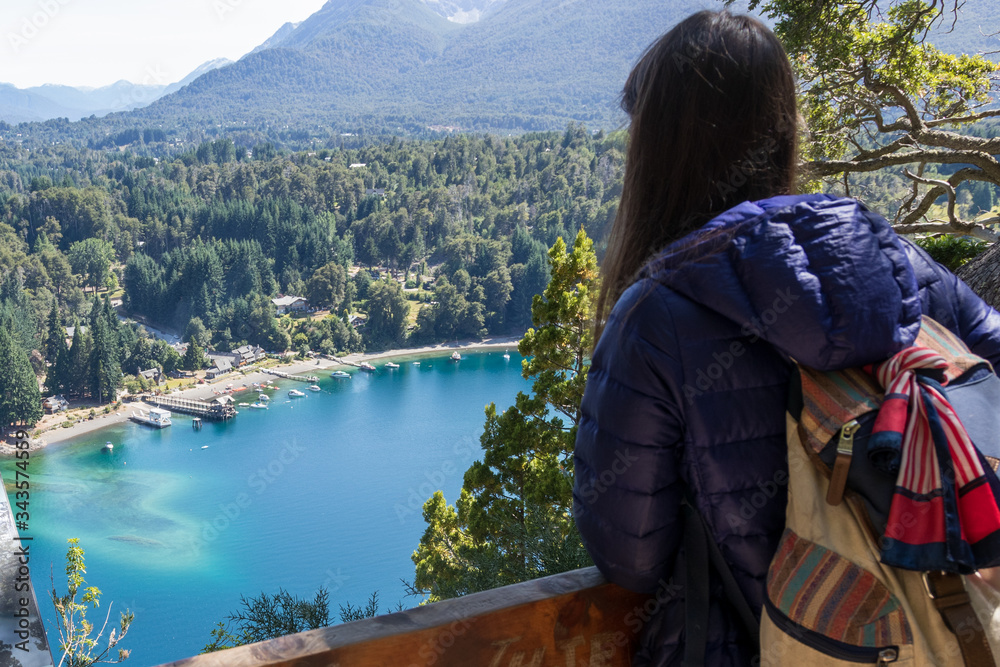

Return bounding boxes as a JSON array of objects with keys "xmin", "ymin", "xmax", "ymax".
[
  {"xmin": 288, "ymin": 389, "xmax": 306, "ymax": 397},
  {"xmin": 258, "ymin": 393, "xmax": 270, "ymax": 402},
  {"xmin": 451, "ymin": 351, "xmax": 462, "ymax": 361},
  {"xmin": 359, "ymin": 362, "xmax": 376, "ymax": 372},
  {"xmin": 308, "ymin": 385, "xmax": 321, "ymax": 392},
  {"xmin": 201, "ymin": 445, "xmax": 209, "ymax": 450},
  {"xmin": 249, "ymin": 402, "xmax": 268, "ymax": 410},
  {"xmin": 503, "ymin": 351, "xmax": 510, "ymax": 360},
  {"xmin": 385, "ymin": 362, "xmax": 400, "ymax": 369},
  {"xmin": 238, "ymin": 402, "xmax": 250, "ymax": 406},
  {"xmin": 412, "ymin": 361, "xmax": 420, "ymax": 366},
  {"xmin": 131, "ymin": 407, "xmax": 172, "ymax": 429},
  {"xmin": 102, "ymin": 442, "xmax": 113, "ymax": 452},
  {"xmin": 331, "ymin": 370, "xmax": 351, "ymax": 379}
]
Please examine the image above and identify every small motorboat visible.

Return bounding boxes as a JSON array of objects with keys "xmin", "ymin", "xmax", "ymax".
[
  {"xmin": 412, "ymin": 361, "xmax": 420, "ymax": 366},
  {"xmin": 248, "ymin": 402, "xmax": 268, "ymax": 410},
  {"xmin": 451, "ymin": 351, "xmax": 462, "ymax": 361},
  {"xmin": 102, "ymin": 442, "xmax": 114, "ymax": 452},
  {"xmin": 331, "ymin": 370, "xmax": 351, "ymax": 379},
  {"xmin": 503, "ymin": 351, "xmax": 510, "ymax": 360},
  {"xmin": 288, "ymin": 389, "xmax": 306, "ymax": 397},
  {"xmin": 308, "ymin": 384, "xmax": 321, "ymax": 392},
  {"xmin": 201, "ymin": 445, "xmax": 209, "ymax": 450},
  {"xmin": 385, "ymin": 362, "xmax": 400, "ymax": 369},
  {"xmin": 258, "ymin": 393, "xmax": 270, "ymax": 402},
  {"xmin": 359, "ymin": 362, "xmax": 376, "ymax": 372},
  {"xmin": 239, "ymin": 402, "xmax": 250, "ymax": 406}
]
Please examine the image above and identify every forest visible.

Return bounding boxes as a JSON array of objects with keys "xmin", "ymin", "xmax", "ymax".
[{"xmin": 0, "ymin": 125, "xmax": 625, "ymax": 425}]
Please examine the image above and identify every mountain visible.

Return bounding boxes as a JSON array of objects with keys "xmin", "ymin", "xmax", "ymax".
[
  {"xmin": 8, "ymin": 0, "xmax": 996, "ymax": 141},
  {"xmin": 116, "ymin": 0, "xmax": 706, "ymax": 134},
  {"xmin": 417, "ymin": 0, "xmax": 507, "ymax": 23},
  {"xmin": 0, "ymin": 59, "xmax": 233, "ymax": 124},
  {"xmin": 247, "ymin": 22, "xmax": 303, "ymax": 56}
]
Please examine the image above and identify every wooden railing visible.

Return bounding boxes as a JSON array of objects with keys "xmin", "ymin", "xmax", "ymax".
[{"xmin": 160, "ymin": 567, "xmax": 650, "ymax": 667}]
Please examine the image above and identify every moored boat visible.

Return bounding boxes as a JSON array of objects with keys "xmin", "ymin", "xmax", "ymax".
[
  {"xmin": 131, "ymin": 407, "xmax": 172, "ymax": 429},
  {"xmin": 359, "ymin": 362, "xmax": 376, "ymax": 372},
  {"xmin": 289, "ymin": 389, "xmax": 306, "ymax": 397},
  {"xmin": 248, "ymin": 402, "xmax": 268, "ymax": 410},
  {"xmin": 308, "ymin": 384, "xmax": 321, "ymax": 392},
  {"xmin": 331, "ymin": 370, "xmax": 351, "ymax": 379},
  {"xmin": 385, "ymin": 362, "xmax": 400, "ymax": 369},
  {"xmin": 102, "ymin": 442, "xmax": 114, "ymax": 452},
  {"xmin": 451, "ymin": 351, "xmax": 462, "ymax": 361}
]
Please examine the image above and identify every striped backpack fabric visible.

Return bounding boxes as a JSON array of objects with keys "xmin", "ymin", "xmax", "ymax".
[{"xmin": 763, "ymin": 317, "xmax": 1000, "ymax": 666}]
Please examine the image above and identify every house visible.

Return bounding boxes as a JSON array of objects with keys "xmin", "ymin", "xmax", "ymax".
[
  {"xmin": 349, "ymin": 163, "xmax": 366, "ymax": 168},
  {"xmin": 365, "ymin": 188, "xmax": 386, "ymax": 197},
  {"xmin": 42, "ymin": 395, "xmax": 69, "ymax": 414},
  {"xmin": 138, "ymin": 368, "xmax": 164, "ymax": 386},
  {"xmin": 230, "ymin": 345, "xmax": 266, "ymax": 366},
  {"xmin": 205, "ymin": 358, "xmax": 233, "ymax": 379},
  {"xmin": 272, "ymin": 295, "xmax": 309, "ymax": 315},
  {"xmin": 349, "ymin": 315, "xmax": 367, "ymax": 329}
]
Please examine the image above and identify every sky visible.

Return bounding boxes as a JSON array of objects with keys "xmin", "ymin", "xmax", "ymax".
[{"xmin": 0, "ymin": 0, "xmax": 330, "ymax": 89}]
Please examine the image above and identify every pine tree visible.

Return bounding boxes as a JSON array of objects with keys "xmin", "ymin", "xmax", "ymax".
[
  {"xmin": 65, "ymin": 322, "xmax": 92, "ymax": 398},
  {"xmin": 183, "ymin": 341, "xmax": 206, "ymax": 371},
  {"xmin": 412, "ymin": 230, "xmax": 598, "ymax": 601},
  {"xmin": 45, "ymin": 299, "xmax": 63, "ymax": 362},
  {"xmin": 0, "ymin": 324, "xmax": 43, "ymax": 428},
  {"xmin": 89, "ymin": 317, "xmax": 122, "ymax": 404}
]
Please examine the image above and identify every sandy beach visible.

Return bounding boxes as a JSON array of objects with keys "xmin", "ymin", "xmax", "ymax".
[{"xmin": 21, "ymin": 335, "xmax": 523, "ymax": 451}]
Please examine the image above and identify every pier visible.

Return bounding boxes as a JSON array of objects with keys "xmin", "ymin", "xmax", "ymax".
[
  {"xmin": 262, "ymin": 368, "xmax": 319, "ymax": 383},
  {"xmin": 138, "ymin": 394, "xmax": 237, "ymax": 421}
]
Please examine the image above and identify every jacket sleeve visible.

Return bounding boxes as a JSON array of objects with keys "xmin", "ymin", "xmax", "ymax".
[
  {"xmin": 573, "ymin": 281, "xmax": 686, "ymax": 594},
  {"xmin": 902, "ymin": 239, "xmax": 1000, "ymax": 367}
]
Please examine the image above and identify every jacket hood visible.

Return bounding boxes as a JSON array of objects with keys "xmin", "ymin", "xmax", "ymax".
[{"xmin": 641, "ymin": 194, "xmax": 922, "ymax": 370}]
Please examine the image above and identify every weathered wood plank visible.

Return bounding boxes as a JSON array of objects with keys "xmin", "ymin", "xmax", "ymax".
[{"xmin": 160, "ymin": 567, "xmax": 651, "ymax": 667}]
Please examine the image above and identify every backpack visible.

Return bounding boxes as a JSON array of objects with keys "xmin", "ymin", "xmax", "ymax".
[{"xmin": 759, "ymin": 317, "xmax": 1000, "ymax": 666}]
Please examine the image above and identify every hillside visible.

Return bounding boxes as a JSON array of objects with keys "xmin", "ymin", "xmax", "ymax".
[
  {"xmin": 101, "ymin": 0, "xmax": 698, "ymax": 135},
  {"xmin": 4, "ymin": 0, "xmax": 996, "ymax": 145}
]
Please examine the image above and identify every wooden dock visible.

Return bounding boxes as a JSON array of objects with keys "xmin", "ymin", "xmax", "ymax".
[
  {"xmin": 139, "ymin": 394, "xmax": 237, "ymax": 421},
  {"xmin": 262, "ymin": 369, "xmax": 319, "ymax": 383}
]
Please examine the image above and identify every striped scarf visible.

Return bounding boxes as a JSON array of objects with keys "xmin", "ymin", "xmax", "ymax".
[{"xmin": 868, "ymin": 346, "xmax": 1000, "ymax": 573}]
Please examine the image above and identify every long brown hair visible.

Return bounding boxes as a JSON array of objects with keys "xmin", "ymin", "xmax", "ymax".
[{"xmin": 596, "ymin": 10, "xmax": 799, "ymax": 341}]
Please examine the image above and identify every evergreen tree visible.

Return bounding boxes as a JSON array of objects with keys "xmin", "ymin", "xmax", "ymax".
[
  {"xmin": 45, "ymin": 299, "xmax": 63, "ymax": 362},
  {"xmin": 0, "ymin": 324, "xmax": 43, "ymax": 428},
  {"xmin": 88, "ymin": 316, "xmax": 121, "ymax": 404},
  {"xmin": 183, "ymin": 341, "xmax": 207, "ymax": 371},
  {"xmin": 412, "ymin": 230, "xmax": 598, "ymax": 602},
  {"xmin": 363, "ymin": 280, "xmax": 410, "ymax": 348},
  {"xmin": 65, "ymin": 322, "xmax": 92, "ymax": 398},
  {"xmin": 46, "ymin": 327, "xmax": 70, "ymax": 396}
]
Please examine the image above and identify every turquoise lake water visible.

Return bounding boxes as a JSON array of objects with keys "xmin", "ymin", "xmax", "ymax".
[{"xmin": 1, "ymin": 350, "xmax": 530, "ymax": 666}]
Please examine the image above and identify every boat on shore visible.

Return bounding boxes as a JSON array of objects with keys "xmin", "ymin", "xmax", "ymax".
[
  {"xmin": 451, "ymin": 352, "xmax": 462, "ymax": 361},
  {"xmin": 331, "ymin": 370, "xmax": 351, "ymax": 379},
  {"xmin": 131, "ymin": 407, "xmax": 172, "ymax": 429},
  {"xmin": 385, "ymin": 362, "xmax": 400, "ymax": 369},
  {"xmin": 289, "ymin": 389, "xmax": 306, "ymax": 397},
  {"xmin": 308, "ymin": 385, "xmax": 321, "ymax": 392},
  {"xmin": 359, "ymin": 363, "xmax": 376, "ymax": 372}
]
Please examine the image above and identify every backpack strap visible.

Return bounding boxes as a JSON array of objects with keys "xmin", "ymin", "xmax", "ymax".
[
  {"xmin": 682, "ymin": 495, "xmax": 760, "ymax": 665},
  {"xmin": 925, "ymin": 571, "xmax": 996, "ymax": 667}
]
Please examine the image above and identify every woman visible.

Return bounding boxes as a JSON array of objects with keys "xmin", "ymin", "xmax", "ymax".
[{"xmin": 573, "ymin": 10, "xmax": 1000, "ymax": 666}]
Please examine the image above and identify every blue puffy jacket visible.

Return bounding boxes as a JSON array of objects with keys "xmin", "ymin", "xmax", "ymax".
[{"xmin": 573, "ymin": 194, "xmax": 1000, "ymax": 665}]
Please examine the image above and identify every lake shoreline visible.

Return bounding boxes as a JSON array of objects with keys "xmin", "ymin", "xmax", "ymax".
[{"xmin": 21, "ymin": 335, "xmax": 522, "ymax": 451}]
